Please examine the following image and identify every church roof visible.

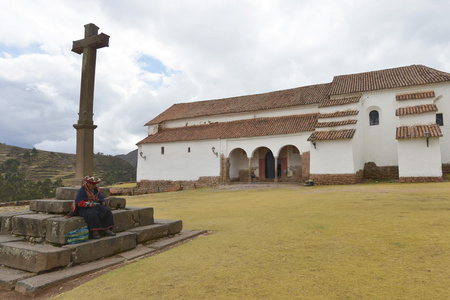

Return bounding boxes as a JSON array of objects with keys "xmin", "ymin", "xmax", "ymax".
[
  {"xmin": 138, "ymin": 114, "xmax": 317, "ymax": 144},
  {"xmin": 145, "ymin": 83, "xmax": 330, "ymax": 125},
  {"xmin": 329, "ymin": 65, "xmax": 450, "ymax": 96}
]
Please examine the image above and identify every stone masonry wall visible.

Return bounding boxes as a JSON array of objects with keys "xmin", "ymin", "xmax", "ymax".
[
  {"xmin": 364, "ymin": 162, "xmax": 399, "ymax": 180},
  {"xmin": 310, "ymin": 170, "xmax": 364, "ymax": 185},
  {"xmin": 442, "ymin": 164, "xmax": 450, "ymax": 174},
  {"xmin": 399, "ymin": 176, "xmax": 443, "ymax": 183},
  {"xmin": 136, "ymin": 176, "xmax": 220, "ymax": 194}
]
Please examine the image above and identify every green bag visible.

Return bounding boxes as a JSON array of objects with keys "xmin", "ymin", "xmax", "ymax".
[{"xmin": 66, "ymin": 226, "xmax": 89, "ymax": 244}]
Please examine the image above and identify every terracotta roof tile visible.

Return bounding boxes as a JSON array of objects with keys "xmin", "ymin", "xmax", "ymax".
[
  {"xmin": 319, "ymin": 96, "xmax": 361, "ymax": 108},
  {"xmin": 396, "ymin": 104, "xmax": 438, "ymax": 116},
  {"xmin": 307, "ymin": 129, "xmax": 356, "ymax": 141},
  {"xmin": 316, "ymin": 119, "xmax": 357, "ymax": 128},
  {"xmin": 396, "ymin": 124, "xmax": 442, "ymax": 139},
  {"xmin": 146, "ymin": 83, "xmax": 331, "ymax": 125},
  {"xmin": 138, "ymin": 114, "xmax": 318, "ymax": 144},
  {"xmin": 329, "ymin": 65, "xmax": 450, "ymax": 96},
  {"xmin": 318, "ymin": 110, "xmax": 359, "ymax": 118},
  {"xmin": 396, "ymin": 91, "xmax": 435, "ymax": 101}
]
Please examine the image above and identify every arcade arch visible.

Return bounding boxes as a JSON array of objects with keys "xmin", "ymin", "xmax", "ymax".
[{"xmin": 226, "ymin": 144, "xmax": 303, "ymax": 183}]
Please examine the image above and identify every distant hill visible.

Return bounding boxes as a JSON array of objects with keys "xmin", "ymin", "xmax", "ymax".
[
  {"xmin": 115, "ymin": 149, "xmax": 138, "ymax": 168},
  {"xmin": 0, "ymin": 143, "xmax": 136, "ymax": 186}
]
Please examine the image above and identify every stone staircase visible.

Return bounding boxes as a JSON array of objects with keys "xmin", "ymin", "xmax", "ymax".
[{"xmin": 0, "ymin": 188, "xmax": 205, "ymax": 296}]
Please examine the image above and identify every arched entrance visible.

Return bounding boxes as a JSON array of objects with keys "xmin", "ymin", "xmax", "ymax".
[
  {"xmin": 229, "ymin": 148, "xmax": 248, "ymax": 182},
  {"xmin": 265, "ymin": 151, "xmax": 281, "ymax": 179}
]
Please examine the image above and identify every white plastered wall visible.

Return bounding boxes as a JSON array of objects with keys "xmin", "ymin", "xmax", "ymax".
[
  {"xmin": 310, "ymin": 139, "xmax": 355, "ymax": 174},
  {"xmin": 137, "ymin": 140, "xmax": 221, "ymax": 181},
  {"xmin": 397, "ymin": 138, "xmax": 442, "ymax": 177}
]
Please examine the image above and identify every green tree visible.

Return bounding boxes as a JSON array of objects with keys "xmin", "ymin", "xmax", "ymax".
[{"xmin": 0, "ymin": 158, "xmax": 20, "ymax": 173}]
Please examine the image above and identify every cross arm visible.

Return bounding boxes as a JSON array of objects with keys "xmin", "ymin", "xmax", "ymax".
[{"xmin": 72, "ymin": 33, "xmax": 110, "ymax": 54}]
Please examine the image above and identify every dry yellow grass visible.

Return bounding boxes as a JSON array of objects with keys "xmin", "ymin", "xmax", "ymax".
[
  {"xmin": 107, "ymin": 182, "xmax": 137, "ymax": 189},
  {"xmin": 54, "ymin": 183, "xmax": 450, "ymax": 299}
]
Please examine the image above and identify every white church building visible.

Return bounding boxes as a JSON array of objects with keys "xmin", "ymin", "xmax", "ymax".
[{"xmin": 136, "ymin": 65, "xmax": 450, "ymax": 189}]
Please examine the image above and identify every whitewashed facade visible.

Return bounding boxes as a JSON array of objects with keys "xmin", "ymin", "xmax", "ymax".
[{"xmin": 137, "ymin": 65, "xmax": 450, "ymax": 186}]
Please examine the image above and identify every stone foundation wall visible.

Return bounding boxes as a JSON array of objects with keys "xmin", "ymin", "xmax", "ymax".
[
  {"xmin": 442, "ymin": 164, "xmax": 450, "ymax": 174},
  {"xmin": 399, "ymin": 176, "xmax": 443, "ymax": 183},
  {"xmin": 364, "ymin": 162, "xmax": 399, "ymax": 180},
  {"xmin": 136, "ymin": 176, "xmax": 220, "ymax": 194},
  {"xmin": 310, "ymin": 170, "xmax": 364, "ymax": 185}
]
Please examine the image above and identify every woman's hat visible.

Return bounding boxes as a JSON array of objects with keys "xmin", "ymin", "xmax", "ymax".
[{"xmin": 84, "ymin": 175, "xmax": 101, "ymax": 184}]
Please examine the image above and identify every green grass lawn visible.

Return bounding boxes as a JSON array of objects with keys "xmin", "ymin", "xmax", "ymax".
[{"xmin": 55, "ymin": 183, "xmax": 450, "ymax": 299}]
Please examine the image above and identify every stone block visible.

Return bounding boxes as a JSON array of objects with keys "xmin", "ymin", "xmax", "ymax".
[
  {"xmin": 106, "ymin": 197, "xmax": 126, "ymax": 209},
  {"xmin": 0, "ymin": 211, "xmax": 35, "ymax": 235},
  {"xmin": 118, "ymin": 246, "xmax": 156, "ymax": 260},
  {"xmin": 112, "ymin": 210, "xmax": 134, "ymax": 232},
  {"xmin": 0, "ymin": 241, "xmax": 71, "ymax": 273},
  {"xmin": 0, "ymin": 266, "xmax": 34, "ymax": 291},
  {"xmin": 0, "ymin": 235, "xmax": 24, "ymax": 244},
  {"xmin": 126, "ymin": 206, "xmax": 154, "ymax": 226},
  {"xmin": 55, "ymin": 187, "xmax": 79, "ymax": 200},
  {"xmin": 100, "ymin": 187, "xmax": 110, "ymax": 198},
  {"xmin": 56, "ymin": 187, "xmax": 110, "ymax": 200},
  {"xmin": 147, "ymin": 230, "xmax": 207, "ymax": 250},
  {"xmin": 63, "ymin": 232, "xmax": 136, "ymax": 265},
  {"xmin": 11, "ymin": 214, "xmax": 57, "ymax": 237},
  {"xmin": 15, "ymin": 257, "xmax": 124, "ymax": 296},
  {"xmin": 45, "ymin": 216, "xmax": 87, "ymax": 245},
  {"xmin": 154, "ymin": 219, "xmax": 183, "ymax": 234},
  {"xmin": 30, "ymin": 199, "xmax": 73, "ymax": 214},
  {"xmin": 128, "ymin": 223, "xmax": 169, "ymax": 243}
]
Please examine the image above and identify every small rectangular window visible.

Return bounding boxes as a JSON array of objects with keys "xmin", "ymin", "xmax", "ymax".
[
  {"xmin": 161, "ymin": 147, "xmax": 164, "ymax": 155},
  {"xmin": 188, "ymin": 147, "xmax": 191, "ymax": 153},
  {"xmin": 436, "ymin": 113, "xmax": 444, "ymax": 126}
]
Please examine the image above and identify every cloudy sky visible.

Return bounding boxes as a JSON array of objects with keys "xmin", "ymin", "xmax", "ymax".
[{"xmin": 1, "ymin": 0, "xmax": 449, "ymax": 155}]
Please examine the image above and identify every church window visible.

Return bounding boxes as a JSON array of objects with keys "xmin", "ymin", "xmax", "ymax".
[
  {"xmin": 161, "ymin": 147, "xmax": 164, "ymax": 155},
  {"xmin": 436, "ymin": 113, "xmax": 444, "ymax": 126},
  {"xmin": 369, "ymin": 110, "xmax": 379, "ymax": 126}
]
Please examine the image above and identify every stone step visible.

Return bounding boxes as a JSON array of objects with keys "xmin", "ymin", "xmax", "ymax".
[
  {"xmin": 3, "ymin": 206, "xmax": 154, "ymax": 245},
  {"xmin": 0, "ymin": 241, "xmax": 72, "ymax": 273},
  {"xmin": 55, "ymin": 187, "xmax": 110, "ymax": 200},
  {"xmin": 63, "ymin": 232, "xmax": 137, "ymax": 265},
  {"xmin": 29, "ymin": 197, "xmax": 127, "ymax": 214},
  {"xmin": 14, "ymin": 256, "xmax": 124, "ymax": 297},
  {"xmin": 0, "ymin": 220, "xmax": 183, "ymax": 274},
  {"xmin": 0, "ymin": 211, "xmax": 35, "ymax": 235},
  {"xmin": 128, "ymin": 219, "xmax": 183, "ymax": 243},
  {"xmin": 13, "ymin": 230, "xmax": 205, "ymax": 297},
  {"xmin": 29, "ymin": 199, "xmax": 73, "ymax": 214}
]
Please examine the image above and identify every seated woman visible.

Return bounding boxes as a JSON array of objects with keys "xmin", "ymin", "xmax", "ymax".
[{"xmin": 75, "ymin": 175, "xmax": 115, "ymax": 239}]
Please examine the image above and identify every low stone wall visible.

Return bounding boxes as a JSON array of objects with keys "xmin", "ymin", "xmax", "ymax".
[
  {"xmin": 136, "ymin": 176, "xmax": 220, "ymax": 194},
  {"xmin": 310, "ymin": 170, "xmax": 364, "ymax": 185},
  {"xmin": 364, "ymin": 162, "xmax": 399, "ymax": 180},
  {"xmin": 442, "ymin": 164, "xmax": 450, "ymax": 174},
  {"xmin": 399, "ymin": 176, "xmax": 443, "ymax": 183}
]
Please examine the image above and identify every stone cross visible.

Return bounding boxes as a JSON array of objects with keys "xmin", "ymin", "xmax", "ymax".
[{"xmin": 71, "ymin": 23, "xmax": 109, "ymax": 186}]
